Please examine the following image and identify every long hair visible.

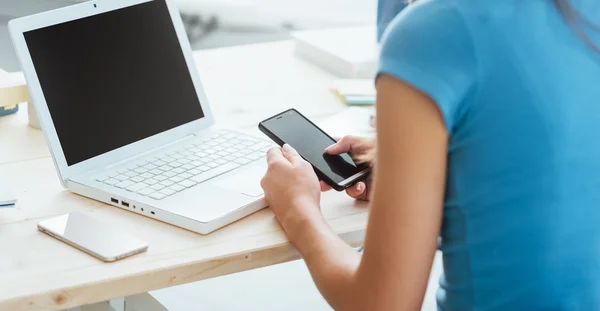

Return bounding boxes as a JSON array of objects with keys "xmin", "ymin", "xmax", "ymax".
[{"xmin": 554, "ymin": 0, "xmax": 600, "ymax": 54}]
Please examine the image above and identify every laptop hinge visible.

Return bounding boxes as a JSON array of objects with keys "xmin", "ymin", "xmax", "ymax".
[{"xmin": 106, "ymin": 134, "xmax": 196, "ymax": 169}]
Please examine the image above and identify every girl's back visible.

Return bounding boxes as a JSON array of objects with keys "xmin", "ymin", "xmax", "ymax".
[{"xmin": 379, "ymin": 0, "xmax": 600, "ymax": 309}]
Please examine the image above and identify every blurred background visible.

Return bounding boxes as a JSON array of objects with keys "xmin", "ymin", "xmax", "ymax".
[{"xmin": 0, "ymin": 0, "xmax": 376, "ymax": 72}]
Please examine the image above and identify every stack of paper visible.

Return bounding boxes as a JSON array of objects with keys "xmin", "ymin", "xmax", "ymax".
[
  {"xmin": 331, "ymin": 79, "xmax": 376, "ymax": 105},
  {"xmin": 317, "ymin": 107, "xmax": 376, "ymax": 138},
  {"xmin": 293, "ymin": 27, "xmax": 379, "ymax": 79}
]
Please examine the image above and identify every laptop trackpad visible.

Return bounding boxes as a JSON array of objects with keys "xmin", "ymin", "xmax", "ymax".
[{"xmin": 212, "ymin": 164, "xmax": 265, "ymax": 197}]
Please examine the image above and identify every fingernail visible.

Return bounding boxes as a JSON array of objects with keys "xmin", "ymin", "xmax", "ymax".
[
  {"xmin": 357, "ymin": 183, "xmax": 364, "ymax": 191},
  {"xmin": 282, "ymin": 144, "xmax": 293, "ymax": 153},
  {"xmin": 325, "ymin": 144, "xmax": 335, "ymax": 152}
]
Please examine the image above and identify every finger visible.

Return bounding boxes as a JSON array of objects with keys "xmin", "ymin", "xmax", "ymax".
[
  {"xmin": 325, "ymin": 136, "xmax": 364, "ymax": 155},
  {"xmin": 325, "ymin": 136, "xmax": 353, "ymax": 155},
  {"xmin": 266, "ymin": 147, "xmax": 286, "ymax": 165},
  {"xmin": 320, "ymin": 181, "xmax": 333, "ymax": 192},
  {"xmin": 345, "ymin": 182, "xmax": 366, "ymax": 199},
  {"xmin": 282, "ymin": 144, "xmax": 305, "ymax": 166}
]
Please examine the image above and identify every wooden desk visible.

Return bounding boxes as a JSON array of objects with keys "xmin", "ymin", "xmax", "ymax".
[{"xmin": 0, "ymin": 41, "xmax": 368, "ymax": 311}]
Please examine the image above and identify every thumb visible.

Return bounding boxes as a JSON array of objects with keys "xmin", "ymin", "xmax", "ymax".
[
  {"xmin": 282, "ymin": 144, "xmax": 303, "ymax": 165},
  {"xmin": 326, "ymin": 137, "xmax": 351, "ymax": 155}
]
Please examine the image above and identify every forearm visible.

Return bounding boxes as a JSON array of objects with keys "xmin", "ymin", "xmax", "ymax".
[{"xmin": 283, "ymin": 202, "xmax": 364, "ymax": 310}]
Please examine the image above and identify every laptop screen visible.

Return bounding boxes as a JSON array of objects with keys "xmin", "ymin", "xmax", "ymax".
[{"xmin": 24, "ymin": 0, "xmax": 205, "ymax": 166}]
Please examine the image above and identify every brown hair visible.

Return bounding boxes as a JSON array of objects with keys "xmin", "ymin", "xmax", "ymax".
[{"xmin": 554, "ymin": 0, "xmax": 600, "ymax": 54}]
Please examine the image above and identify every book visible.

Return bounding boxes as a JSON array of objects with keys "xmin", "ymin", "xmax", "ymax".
[
  {"xmin": 293, "ymin": 27, "xmax": 379, "ymax": 79},
  {"xmin": 331, "ymin": 79, "xmax": 376, "ymax": 105},
  {"xmin": 0, "ymin": 71, "xmax": 28, "ymax": 117},
  {"xmin": 0, "ymin": 105, "xmax": 19, "ymax": 117}
]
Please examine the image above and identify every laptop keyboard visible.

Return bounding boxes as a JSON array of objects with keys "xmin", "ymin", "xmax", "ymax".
[{"xmin": 94, "ymin": 130, "xmax": 274, "ymax": 200}]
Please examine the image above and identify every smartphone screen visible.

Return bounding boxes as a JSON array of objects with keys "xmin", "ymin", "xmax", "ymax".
[
  {"xmin": 38, "ymin": 212, "xmax": 148, "ymax": 261},
  {"xmin": 260, "ymin": 109, "xmax": 369, "ymax": 187}
]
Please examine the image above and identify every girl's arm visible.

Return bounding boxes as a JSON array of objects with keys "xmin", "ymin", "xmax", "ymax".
[{"xmin": 267, "ymin": 74, "xmax": 448, "ymax": 310}]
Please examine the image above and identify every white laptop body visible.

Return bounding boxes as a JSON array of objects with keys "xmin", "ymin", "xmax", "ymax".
[{"xmin": 9, "ymin": 0, "xmax": 272, "ymax": 234}]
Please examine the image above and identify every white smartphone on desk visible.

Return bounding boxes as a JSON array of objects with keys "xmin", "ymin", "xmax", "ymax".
[{"xmin": 38, "ymin": 212, "xmax": 148, "ymax": 262}]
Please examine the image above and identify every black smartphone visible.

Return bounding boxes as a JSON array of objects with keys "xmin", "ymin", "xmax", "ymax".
[{"xmin": 258, "ymin": 109, "xmax": 370, "ymax": 191}]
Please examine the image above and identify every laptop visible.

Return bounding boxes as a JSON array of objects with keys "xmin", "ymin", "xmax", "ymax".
[{"xmin": 9, "ymin": 0, "xmax": 274, "ymax": 234}]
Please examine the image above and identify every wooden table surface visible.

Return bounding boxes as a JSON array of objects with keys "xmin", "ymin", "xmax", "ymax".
[{"xmin": 0, "ymin": 41, "xmax": 369, "ymax": 311}]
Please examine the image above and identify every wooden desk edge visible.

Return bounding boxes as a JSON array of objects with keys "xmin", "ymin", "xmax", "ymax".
[{"xmin": 3, "ymin": 228, "xmax": 365, "ymax": 311}]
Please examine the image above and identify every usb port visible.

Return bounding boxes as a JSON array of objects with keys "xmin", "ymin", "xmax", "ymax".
[
  {"xmin": 122, "ymin": 201, "xmax": 130, "ymax": 207},
  {"xmin": 111, "ymin": 198, "xmax": 119, "ymax": 204}
]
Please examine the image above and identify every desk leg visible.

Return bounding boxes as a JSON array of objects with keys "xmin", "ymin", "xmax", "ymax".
[
  {"xmin": 124, "ymin": 293, "xmax": 168, "ymax": 311},
  {"xmin": 65, "ymin": 298, "xmax": 124, "ymax": 311},
  {"xmin": 109, "ymin": 298, "xmax": 125, "ymax": 311},
  {"xmin": 74, "ymin": 301, "xmax": 116, "ymax": 311}
]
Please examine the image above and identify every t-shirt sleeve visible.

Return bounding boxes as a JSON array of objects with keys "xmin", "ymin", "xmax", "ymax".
[{"xmin": 378, "ymin": 0, "xmax": 477, "ymax": 131}]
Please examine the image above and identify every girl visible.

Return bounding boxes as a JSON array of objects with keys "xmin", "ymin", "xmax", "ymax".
[{"xmin": 261, "ymin": 0, "xmax": 600, "ymax": 309}]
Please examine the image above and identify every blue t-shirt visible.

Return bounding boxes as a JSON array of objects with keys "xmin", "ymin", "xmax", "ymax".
[
  {"xmin": 376, "ymin": 0, "xmax": 406, "ymax": 41},
  {"xmin": 379, "ymin": 0, "xmax": 600, "ymax": 309}
]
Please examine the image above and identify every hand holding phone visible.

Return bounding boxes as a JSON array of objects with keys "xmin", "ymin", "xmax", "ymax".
[
  {"xmin": 322, "ymin": 135, "xmax": 375, "ymax": 200},
  {"xmin": 258, "ymin": 109, "xmax": 371, "ymax": 191}
]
